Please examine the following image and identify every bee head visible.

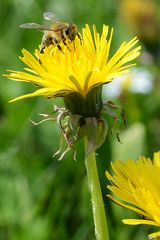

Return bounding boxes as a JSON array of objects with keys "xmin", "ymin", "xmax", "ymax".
[{"xmin": 64, "ymin": 24, "xmax": 78, "ymax": 41}]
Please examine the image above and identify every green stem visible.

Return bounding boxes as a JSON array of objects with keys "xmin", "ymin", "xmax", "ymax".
[{"xmin": 85, "ymin": 145, "xmax": 110, "ymax": 240}]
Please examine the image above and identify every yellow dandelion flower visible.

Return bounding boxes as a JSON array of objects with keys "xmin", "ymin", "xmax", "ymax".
[
  {"xmin": 106, "ymin": 152, "xmax": 160, "ymax": 239},
  {"xmin": 5, "ymin": 24, "xmax": 140, "ymax": 158},
  {"xmin": 6, "ymin": 24, "xmax": 140, "ymax": 102}
]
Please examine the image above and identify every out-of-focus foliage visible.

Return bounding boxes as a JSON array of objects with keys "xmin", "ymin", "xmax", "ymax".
[{"xmin": 0, "ymin": 0, "xmax": 160, "ymax": 239}]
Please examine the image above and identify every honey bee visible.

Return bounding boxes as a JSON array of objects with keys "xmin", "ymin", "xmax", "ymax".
[{"xmin": 20, "ymin": 12, "xmax": 81, "ymax": 53}]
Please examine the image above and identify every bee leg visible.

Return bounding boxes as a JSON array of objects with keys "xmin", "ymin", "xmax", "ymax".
[
  {"xmin": 38, "ymin": 46, "xmax": 46, "ymax": 64},
  {"xmin": 40, "ymin": 43, "xmax": 47, "ymax": 54},
  {"xmin": 52, "ymin": 38, "xmax": 63, "ymax": 53},
  {"xmin": 40, "ymin": 44, "xmax": 50, "ymax": 58},
  {"xmin": 40, "ymin": 48, "xmax": 44, "ymax": 54},
  {"xmin": 38, "ymin": 58, "xmax": 42, "ymax": 64},
  {"xmin": 63, "ymin": 40, "xmax": 71, "ymax": 51},
  {"xmin": 77, "ymin": 32, "xmax": 82, "ymax": 44},
  {"xmin": 57, "ymin": 44, "xmax": 63, "ymax": 52}
]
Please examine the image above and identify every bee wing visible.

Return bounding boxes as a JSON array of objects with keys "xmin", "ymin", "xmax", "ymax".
[
  {"xmin": 43, "ymin": 12, "xmax": 59, "ymax": 23},
  {"xmin": 19, "ymin": 23, "xmax": 52, "ymax": 32}
]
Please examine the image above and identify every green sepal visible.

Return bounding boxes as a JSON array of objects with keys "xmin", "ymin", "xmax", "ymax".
[
  {"xmin": 85, "ymin": 117, "xmax": 108, "ymax": 156},
  {"xmin": 64, "ymin": 86, "xmax": 102, "ymax": 118},
  {"xmin": 96, "ymin": 119, "xmax": 108, "ymax": 149}
]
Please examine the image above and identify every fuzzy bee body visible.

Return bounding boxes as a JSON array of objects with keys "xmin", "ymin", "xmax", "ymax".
[{"xmin": 20, "ymin": 12, "xmax": 80, "ymax": 53}]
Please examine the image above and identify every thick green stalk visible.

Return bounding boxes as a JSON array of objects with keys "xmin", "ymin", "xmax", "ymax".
[{"xmin": 85, "ymin": 147, "xmax": 110, "ymax": 240}]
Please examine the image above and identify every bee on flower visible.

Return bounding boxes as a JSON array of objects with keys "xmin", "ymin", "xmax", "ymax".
[
  {"xmin": 5, "ymin": 15, "xmax": 141, "ymax": 159},
  {"xmin": 20, "ymin": 12, "xmax": 81, "ymax": 53}
]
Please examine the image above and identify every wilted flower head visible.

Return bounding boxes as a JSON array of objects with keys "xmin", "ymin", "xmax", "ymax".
[
  {"xmin": 5, "ymin": 24, "xmax": 140, "ymax": 158},
  {"xmin": 106, "ymin": 152, "xmax": 160, "ymax": 240}
]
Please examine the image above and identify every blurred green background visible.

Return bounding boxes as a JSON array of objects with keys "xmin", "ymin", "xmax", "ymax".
[{"xmin": 0, "ymin": 0, "xmax": 160, "ymax": 239}]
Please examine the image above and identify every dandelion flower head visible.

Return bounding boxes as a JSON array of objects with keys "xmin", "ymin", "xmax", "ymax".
[
  {"xmin": 6, "ymin": 24, "xmax": 140, "ymax": 104},
  {"xmin": 106, "ymin": 152, "xmax": 160, "ymax": 239}
]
